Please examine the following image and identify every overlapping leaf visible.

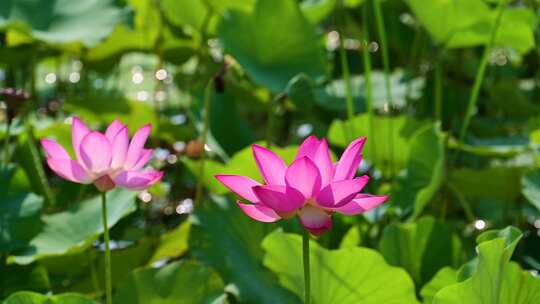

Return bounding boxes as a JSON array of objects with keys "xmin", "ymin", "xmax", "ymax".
[
  {"xmin": 9, "ymin": 189, "xmax": 136, "ymax": 264},
  {"xmin": 189, "ymin": 197, "xmax": 298, "ymax": 303},
  {"xmin": 378, "ymin": 216, "xmax": 462, "ymax": 286},
  {"xmin": 429, "ymin": 227, "xmax": 540, "ymax": 304},
  {"xmin": 262, "ymin": 229, "xmax": 419, "ymax": 304},
  {"xmin": 218, "ymin": 0, "xmax": 327, "ymax": 92},
  {"xmin": 113, "ymin": 261, "xmax": 226, "ymax": 303},
  {"xmin": 406, "ymin": 0, "xmax": 537, "ymax": 54},
  {"xmin": 0, "ymin": 0, "xmax": 130, "ymax": 47},
  {"xmin": 3, "ymin": 291, "xmax": 98, "ymax": 304}
]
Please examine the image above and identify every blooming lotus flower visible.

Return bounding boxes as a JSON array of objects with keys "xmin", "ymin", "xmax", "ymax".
[
  {"xmin": 215, "ymin": 136, "xmax": 388, "ymax": 235},
  {"xmin": 41, "ymin": 117, "xmax": 163, "ymax": 192}
]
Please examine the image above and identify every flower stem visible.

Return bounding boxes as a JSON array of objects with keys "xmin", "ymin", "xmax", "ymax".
[
  {"xmin": 361, "ymin": 0, "xmax": 376, "ymax": 163},
  {"xmin": 337, "ymin": 1, "xmax": 356, "ymax": 140},
  {"xmin": 372, "ymin": 0, "xmax": 395, "ymax": 177},
  {"xmin": 3, "ymin": 120, "xmax": 11, "ymax": 168},
  {"xmin": 25, "ymin": 120, "xmax": 56, "ymax": 206},
  {"xmin": 101, "ymin": 192, "xmax": 112, "ymax": 304},
  {"xmin": 302, "ymin": 230, "xmax": 311, "ymax": 304},
  {"xmin": 194, "ymin": 81, "xmax": 212, "ymax": 205},
  {"xmin": 265, "ymin": 93, "xmax": 284, "ymax": 148},
  {"xmin": 458, "ymin": 0, "xmax": 506, "ymax": 143}
]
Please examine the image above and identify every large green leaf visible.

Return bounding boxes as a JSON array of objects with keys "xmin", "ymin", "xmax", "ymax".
[
  {"xmin": 378, "ymin": 217, "xmax": 462, "ymax": 286},
  {"xmin": 0, "ymin": 264, "xmax": 50, "ymax": 299},
  {"xmin": 148, "ymin": 221, "xmax": 191, "ymax": 264},
  {"xmin": 40, "ymin": 221, "xmax": 190, "ymax": 294},
  {"xmin": 432, "ymin": 227, "xmax": 540, "ymax": 304},
  {"xmin": 450, "ymin": 167, "xmax": 523, "ymax": 202},
  {"xmin": 42, "ymin": 238, "xmax": 154, "ymax": 295},
  {"xmin": 0, "ymin": 193, "xmax": 44, "ymax": 254},
  {"xmin": 160, "ymin": 0, "xmax": 256, "ymax": 32},
  {"xmin": 160, "ymin": 0, "xmax": 207, "ymax": 30},
  {"xmin": 113, "ymin": 261, "xmax": 225, "ymax": 304},
  {"xmin": 3, "ymin": 291, "xmax": 97, "ymax": 304},
  {"xmin": 328, "ymin": 114, "xmax": 425, "ymax": 176},
  {"xmin": 393, "ymin": 125, "xmax": 446, "ymax": 218},
  {"xmin": 86, "ymin": 0, "xmax": 160, "ymax": 65},
  {"xmin": 209, "ymin": 87, "xmax": 259, "ymax": 155},
  {"xmin": 218, "ymin": 0, "xmax": 327, "ymax": 92},
  {"xmin": 9, "ymin": 189, "xmax": 136, "ymax": 265},
  {"xmin": 285, "ymin": 74, "xmax": 315, "ymax": 112},
  {"xmin": 300, "ymin": 0, "xmax": 366, "ymax": 24},
  {"xmin": 300, "ymin": 0, "xmax": 337, "ymax": 24},
  {"xmin": 522, "ymin": 170, "xmax": 540, "ymax": 211},
  {"xmin": 262, "ymin": 229, "xmax": 419, "ymax": 304},
  {"xmin": 405, "ymin": 0, "xmax": 537, "ymax": 54},
  {"xmin": 420, "ymin": 268, "xmax": 458, "ymax": 304},
  {"xmin": 189, "ymin": 197, "xmax": 297, "ymax": 303},
  {"xmin": 0, "ymin": 0, "xmax": 129, "ymax": 47},
  {"xmin": 448, "ymin": 137, "xmax": 529, "ymax": 158},
  {"xmin": 315, "ymin": 71, "xmax": 425, "ymax": 113}
]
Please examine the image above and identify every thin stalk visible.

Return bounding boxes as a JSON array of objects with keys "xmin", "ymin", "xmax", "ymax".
[
  {"xmin": 439, "ymin": 187, "xmax": 448, "ymax": 221},
  {"xmin": 337, "ymin": 1, "xmax": 356, "ymax": 139},
  {"xmin": 25, "ymin": 120, "xmax": 56, "ymax": 206},
  {"xmin": 405, "ymin": 29, "xmax": 423, "ymax": 102},
  {"xmin": 265, "ymin": 95, "xmax": 276, "ymax": 148},
  {"xmin": 339, "ymin": 34, "xmax": 355, "ymax": 122},
  {"xmin": 373, "ymin": 0, "xmax": 395, "ymax": 177},
  {"xmin": 361, "ymin": 0, "xmax": 376, "ymax": 162},
  {"xmin": 101, "ymin": 192, "xmax": 112, "ymax": 304},
  {"xmin": 265, "ymin": 93, "xmax": 286, "ymax": 148},
  {"xmin": 30, "ymin": 49, "xmax": 38, "ymax": 109},
  {"xmin": 87, "ymin": 250, "xmax": 100, "ymax": 295},
  {"xmin": 447, "ymin": 182, "xmax": 475, "ymax": 223},
  {"xmin": 302, "ymin": 230, "xmax": 311, "ymax": 304},
  {"xmin": 458, "ymin": 0, "xmax": 506, "ymax": 143},
  {"xmin": 3, "ymin": 120, "xmax": 11, "ymax": 167},
  {"xmin": 434, "ymin": 64, "xmax": 443, "ymax": 122},
  {"xmin": 153, "ymin": 0, "xmax": 165, "ymax": 113},
  {"xmin": 194, "ymin": 82, "xmax": 212, "ymax": 205}
]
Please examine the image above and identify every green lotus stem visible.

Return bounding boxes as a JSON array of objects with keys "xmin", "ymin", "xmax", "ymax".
[
  {"xmin": 3, "ymin": 120, "xmax": 11, "ymax": 167},
  {"xmin": 302, "ymin": 230, "xmax": 311, "ymax": 304},
  {"xmin": 265, "ymin": 93, "xmax": 284, "ymax": 148},
  {"xmin": 101, "ymin": 192, "xmax": 112, "ymax": 304},
  {"xmin": 339, "ymin": 33, "xmax": 355, "ymax": 122},
  {"xmin": 88, "ymin": 250, "xmax": 100, "ymax": 294},
  {"xmin": 337, "ymin": 1, "xmax": 356, "ymax": 140},
  {"xmin": 194, "ymin": 82, "xmax": 212, "ymax": 205},
  {"xmin": 405, "ymin": 29, "xmax": 423, "ymax": 101},
  {"xmin": 25, "ymin": 121, "xmax": 56, "ymax": 206},
  {"xmin": 153, "ymin": 0, "xmax": 165, "ymax": 114},
  {"xmin": 361, "ymin": 0, "xmax": 376, "ymax": 162},
  {"xmin": 373, "ymin": 0, "xmax": 395, "ymax": 176},
  {"xmin": 434, "ymin": 64, "xmax": 443, "ymax": 122},
  {"xmin": 30, "ymin": 50, "xmax": 38, "ymax": 109},
  {"xmin": 459, "ymin": 0, "xmax": 506, "ymax": 143}
]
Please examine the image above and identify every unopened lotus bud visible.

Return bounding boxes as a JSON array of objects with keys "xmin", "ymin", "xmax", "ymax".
[{"xmin": 0, "ymin": 88, "xmax": 29, "ymax": 123}]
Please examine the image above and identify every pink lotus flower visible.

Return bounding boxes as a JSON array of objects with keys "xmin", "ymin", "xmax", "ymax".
[
  {"xmin": 215, "ymin": 136, "xmax": 388, "ymax": 235},
  {"xmin": 41, "ymin": 117, "xmax": 163, "ymax": 192}
]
